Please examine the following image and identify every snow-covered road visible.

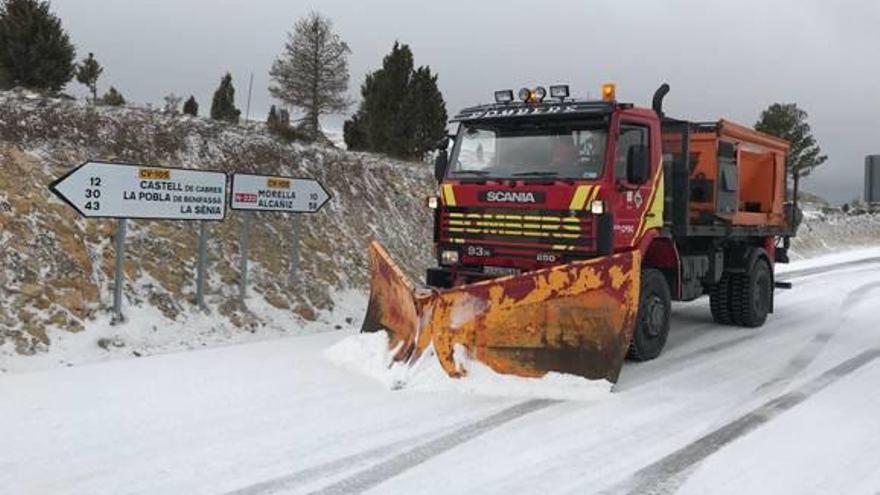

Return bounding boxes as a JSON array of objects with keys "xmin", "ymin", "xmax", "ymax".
[{"xmin": 3, "ymin": 251, "xmax": 880, "ymax": 495}]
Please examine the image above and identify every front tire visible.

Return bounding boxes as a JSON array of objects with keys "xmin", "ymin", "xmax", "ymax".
[{"xmin": 627, "ymin": 268, "xmax": 672, "ymax": 361}]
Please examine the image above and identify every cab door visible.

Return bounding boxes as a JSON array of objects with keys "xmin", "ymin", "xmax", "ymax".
[{"xmin": 609, "ymin": 117, "xmax": 657, "ymax": 249}]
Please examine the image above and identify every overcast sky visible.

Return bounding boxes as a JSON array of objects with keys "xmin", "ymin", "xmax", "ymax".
[{"xmin": 52, "ymin": 0, "xmax": 879, "ymax": 203}]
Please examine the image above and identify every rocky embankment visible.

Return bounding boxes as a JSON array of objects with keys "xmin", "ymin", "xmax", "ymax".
[{"xmin": 0, "ymin": 91, "xmax": 434, "ymax": 357}]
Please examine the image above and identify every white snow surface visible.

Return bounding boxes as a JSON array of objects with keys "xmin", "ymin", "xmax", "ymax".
[
  {"xmin": 3, "ymin": 248, "xmax": 880, "ymax": 494},
  {"xmin": 775, "ymin": 245, "xmax": 880, "ymax": 273}
]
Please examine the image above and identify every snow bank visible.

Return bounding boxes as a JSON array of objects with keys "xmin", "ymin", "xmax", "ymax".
[
  {"xmin": 791, "ymin": 208, "xmax": 880, "ymax": 259},
  {"xmin": 777, "ymin": 246, "xmax": 880, "ymax": 275},
  {"xmin": 324, "ymin": 332, "xmax": 613, "ymax": 401},
  {"xmin": 0, "ymin": 288, "xmax": 367, "ymax": 374}
]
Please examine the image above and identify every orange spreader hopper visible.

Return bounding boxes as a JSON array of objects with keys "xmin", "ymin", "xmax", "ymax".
[{"xmin": 361, "ymin": 241, "xmax": 642, "ymax": 383}]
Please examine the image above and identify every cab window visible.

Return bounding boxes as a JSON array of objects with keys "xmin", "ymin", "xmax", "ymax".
[{"xmin": 615, "ymin": 124, "xmax": 650, "ymax": 181}]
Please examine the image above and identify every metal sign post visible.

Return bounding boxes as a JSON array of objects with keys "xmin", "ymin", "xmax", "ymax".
[
  {"xmin": 239, "ymin": 211, "xmax": 251, "ymax": 302},
  {"xmin": 230, "ymin": 173, "xmax": 330, "ymax": 289},
  {"xmin": 196, "ymin": 221, "xmax": 208, "ymax": 310},
  {"xmin": 50, "ymin": 161, "xmax": 229, "ymax": 318},
  {"xmin": 290, "ymin": 216, "xmax": 301, "ymax": 286},
  {"xmin": 112, "ymin": 218, "xmax": 127, "ymax": 323}
]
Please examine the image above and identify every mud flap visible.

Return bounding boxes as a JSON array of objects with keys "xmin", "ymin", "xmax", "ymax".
[{"xmin": 361, "ymin": 241, "xmax": 642, "ymax": 383}]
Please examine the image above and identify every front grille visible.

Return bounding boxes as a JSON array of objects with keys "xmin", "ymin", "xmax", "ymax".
[{"xmin": 440, "ymin": 207, "xmax": 595, "ymax": 251}]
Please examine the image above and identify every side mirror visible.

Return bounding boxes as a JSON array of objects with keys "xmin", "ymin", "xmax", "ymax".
[
  {"xmin": 434, "ymin": 136, "xmax": 452, "ymax": 182},
  {"xmin": 434, "ymin": 150, "xmax": 448, "ymax": 182},
  {"xmin": 626, "ymin": 144, "xmax": 650, "ymax": 185}
]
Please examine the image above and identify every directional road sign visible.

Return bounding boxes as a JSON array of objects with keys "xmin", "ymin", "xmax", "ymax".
[
  {"xmin": 50, "ymin": 161, "xmax": 227, "ymax": 220},
  {"xmin": 230, "ymin": 173, "xmax": 330, "ymax": 213}
]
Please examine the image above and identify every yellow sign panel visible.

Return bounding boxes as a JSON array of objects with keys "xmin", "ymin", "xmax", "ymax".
[
  {"xmin": 139, "ymin": 168, "xmax": 171, "ymax": 180},
  {"xmin": 267, "ymin": 178, "xmax": 291, "ymax": 189}
]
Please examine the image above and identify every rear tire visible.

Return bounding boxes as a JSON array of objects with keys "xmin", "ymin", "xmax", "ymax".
[
  {"xmin": 733, "ymin": 259, "xmax": 772, "ymax": 328},
  {"xmin": 709, "ymin": 273, "xmax": 733, "ymax": 325},
  {"xmin": 627, "ymin": 269, "xmax": 671, "ymax": 361}
]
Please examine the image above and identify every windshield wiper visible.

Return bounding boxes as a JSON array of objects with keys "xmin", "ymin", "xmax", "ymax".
[
  {"xmin": 511, "ymin": 171, "xmax": 559, "ymax": 177},
  {"xmin": 452, "ymin": 170, "xmax": 490, "ymax": 176}
]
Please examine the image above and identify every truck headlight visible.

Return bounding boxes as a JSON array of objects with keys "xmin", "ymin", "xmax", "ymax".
[
  {"xmin": 427, "ymin": 196, "xmax": 439, "ymax": 209},
  {"xmin": 591, "ymin": 200, "xmax": 605, "ymax": 215},
  {"xmin": 440, "ymin": 250, "xmax": 459, "ymax": 265}
]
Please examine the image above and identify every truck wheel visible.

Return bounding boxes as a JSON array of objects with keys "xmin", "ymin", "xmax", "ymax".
[
  {"xmin": 627, "ymin": 269, "xmax": 671, "ymax": 361},
  {"xmin": 709, "ymin": 273, "xmax": 733, "ymax": 325},
  {"xmin": 732, "ymin": 259, "xmax": 772, "ymax": 328}
]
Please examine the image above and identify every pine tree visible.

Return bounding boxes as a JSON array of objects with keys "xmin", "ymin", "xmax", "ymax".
[
  {"xmin": 343, "ymin": 112, "xmax": 367, "ymax": 151},
  {"xmin": 182, "ymin": 95, "xmax": 198, "ymax": 116},
  {"xmin": 405, "ymin": 66, "xmax": 447, "ymax": 159},
  {"xmin": 269, "ymin": 11, "xmax": 351, "ymax": 137},
  {"xmin": 75, "ymin": 52, "xmax": 103, "ymax": 101},
  {"xmin": 343, "ymin": 42, "xmax": 446, "ymax": 160},
  {"xmin": 755, "ymin": 103, "xmax": 827, "ymax": 202},
  {"xmin": 266, "ymin": 105, "xmax": 301, "ymax": 142},
  {"xmin": 0, "ymin": 0, "xmax": 76, "ymax": 92},
  {"xmin": 210, "ymin": 73, "xmax": 241, "ymax": 123},
  {"xmin": 100, "ymin": 86, "xmax": 125, "ymax": 106},
  {"xmin": 267, "ymin": 105, "xmax": 279, "ymax": 127}
]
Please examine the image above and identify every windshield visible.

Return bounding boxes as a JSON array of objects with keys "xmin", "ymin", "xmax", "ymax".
[{"xmin": 448, "ymin": 120, "xmax": 608, "ymax": 179}]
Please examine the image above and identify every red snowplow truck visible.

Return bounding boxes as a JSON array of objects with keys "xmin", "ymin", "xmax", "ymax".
[{"xmin": 362, "ymin": 83, "xmax": 795, "ymax": 383}]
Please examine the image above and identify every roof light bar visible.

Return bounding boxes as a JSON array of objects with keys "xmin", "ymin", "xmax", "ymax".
[
  {"xmin": 534, "ymin": 86, "xmax": 547, "ymax": 102},
  {"xmin": 549, "ymin": 85, "xmax": 570, "ymax": 100},
  {"xmin": 494, "ymin": 89, "xmax": 514, "ymax": 104}
]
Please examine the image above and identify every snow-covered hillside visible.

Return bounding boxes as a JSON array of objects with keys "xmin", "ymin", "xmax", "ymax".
[{"xmin": 0, "ymin": 90, "xmax": 433, "ymax": 360}]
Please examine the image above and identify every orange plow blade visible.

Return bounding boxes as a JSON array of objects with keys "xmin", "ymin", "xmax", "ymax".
[{"xmin": 361, "ymin": 241, "xmax": 641, "ymax": 383}]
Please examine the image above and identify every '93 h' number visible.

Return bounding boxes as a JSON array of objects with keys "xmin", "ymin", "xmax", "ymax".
[{"xmin": 466, "ymin": 246, "xmax": 491, "ymax": 257}]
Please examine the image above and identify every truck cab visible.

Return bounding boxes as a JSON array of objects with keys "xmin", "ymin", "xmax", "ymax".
[{"xmin": 428, "ymin": 84, "xmax": 664, "ymax": 289}]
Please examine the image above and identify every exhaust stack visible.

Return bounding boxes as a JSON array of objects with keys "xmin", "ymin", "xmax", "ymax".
[{"xmin": 652, "ymin": 83, "xmax": 670, "ymax": 117}]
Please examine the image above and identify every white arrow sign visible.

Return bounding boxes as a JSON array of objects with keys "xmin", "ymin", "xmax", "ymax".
[
  {"xmin": 50, "ymin": 161, "xmax": 227, "ymax": 220},
  {"xmin": 230, "ymin": 173, "xmax": 331, "ymax": 213}
]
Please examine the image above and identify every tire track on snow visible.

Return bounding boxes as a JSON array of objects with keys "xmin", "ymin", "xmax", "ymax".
[
  {"xmin": 308, "ymin": 399, "xmax": 558, "ymax": 494},
  {"xmin": 227, "ymin": 399, "xmax": 559, "ymax": 495},
  {"xmin": 613, "ymin": 349, "xmax": 880, "ymax": 495},
  {"xmin": 754, "ymin": 279, "xmax": 880, "ymax": 394}
]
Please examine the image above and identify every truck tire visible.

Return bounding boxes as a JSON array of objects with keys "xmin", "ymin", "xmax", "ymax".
[
  {"xmin": 709, "ymin": 273, "xmax": 733, "ymax": 325},
  {"xmin": 731, "ymin": 259, "xmax": 772, "ymax": 328},
  {"xmin": 627, "ymin": 269, "xmax": 671, "ymax": 361}
]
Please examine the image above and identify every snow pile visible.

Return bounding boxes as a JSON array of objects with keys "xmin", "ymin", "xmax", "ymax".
[
  {"xmin": 324, "ymin": 331, "xmax": 613, "ymax": 400},
  {"xmin": 2, "ymin": 289, "xmax": 366, "ymax": 374},
  {"xmin": 791, "ymin": 208, "xmax": 880, "ymax": 259}
]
